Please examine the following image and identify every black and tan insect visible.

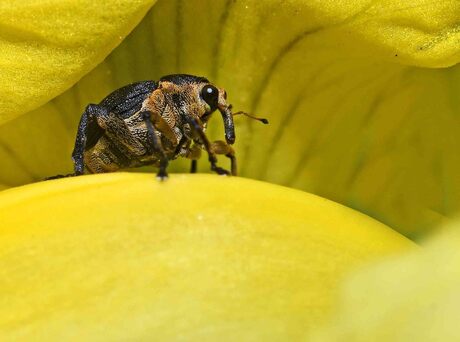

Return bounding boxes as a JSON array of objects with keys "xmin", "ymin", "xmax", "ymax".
[{"xmin": 66, "ymin": 74, "xmax": 267, "ymax": 180}]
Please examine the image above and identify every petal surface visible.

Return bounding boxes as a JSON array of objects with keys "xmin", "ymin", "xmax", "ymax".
[
  {"xmin": 311, "ymin": 221, "xmax": 460, "ymax": 341},
  {"xmin": 1, "ymin": 0, "xmax": 460, "ymax": 237},
  {"xmin": 0, "ymin": 0, "xmax": 156, "ymax": 124},
  {"xmin": 0, "ymin": 174, "xmax": 413, "ymax": 340}
]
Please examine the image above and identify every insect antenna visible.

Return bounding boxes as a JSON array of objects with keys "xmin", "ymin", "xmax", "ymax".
[{"xmin": 233, "ymin": 111, "xmax": 269, "ymax": 124}]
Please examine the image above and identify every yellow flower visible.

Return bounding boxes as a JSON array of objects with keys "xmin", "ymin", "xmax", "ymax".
[
  {"xmin": 1, "ymin": 0, "xmax": 459, "ymax": 237},
  {"xmin": 0, "ymin": 174, "xmax": 413, "ymax": 339},
  {"xmin": 311, "ymin": 221, "xmax": 460, "ymax": 341},
  {"xmin": 0, "ymin": 0, "xmax": 459, "ymax": 339}
]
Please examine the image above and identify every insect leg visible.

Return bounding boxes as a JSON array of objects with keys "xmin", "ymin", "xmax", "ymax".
[
  {"xmin": 186, "ymin": 117, "xmax": 230, "ymax": 176},
  {"xmin": 210, "ymin": 140, "xmax": 237, "ymax": 176},
  {"xmin": 190, "ymin": 160, "xmax": 198, "ymax": 173},
  {"xmin": 185, "ymin": 144, "xmax": 201, "ymax": 173},
  {"xmin": 175, "ymin": 137, "xmax": 200, "ymax": 174},
  {"xmin": 72, "ymin": 104, "xmax": 106, "ymax": 175},
  {"xmin": 141, "ymin": 111, "xmax": 169, "ymax": 180},
  {"xmin": 75, "ymin": 103, "xmax": 152, "ymax": 174}
]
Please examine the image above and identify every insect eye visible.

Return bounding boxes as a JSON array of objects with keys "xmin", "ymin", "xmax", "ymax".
[{"xmin": 201, "ymin": 85, "xmax": 219, "ymax": 110}]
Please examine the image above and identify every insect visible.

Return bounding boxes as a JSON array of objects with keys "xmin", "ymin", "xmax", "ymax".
[{"xmin": 67, "ymin": 74, "xmax": 267, "ymax": 180}]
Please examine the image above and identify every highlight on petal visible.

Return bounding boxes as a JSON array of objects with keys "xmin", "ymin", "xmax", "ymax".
[
  {"xmin": 0, "ymin": 174, "xmax": 413, "ymax": 340},
  {"xmin": 1, "ymin": 0, "xmax": 460, "ymax": 238},
  {"xmin": 0, "ymin": 0, "xmax": 156, "ymax": 125},
  {"xmin": 312, "ymin": 0, "xmax": 460, "ymax": 68},
  {"xmin": 310, "ymin": 220, "xmax": 460, "ymax": 341}
]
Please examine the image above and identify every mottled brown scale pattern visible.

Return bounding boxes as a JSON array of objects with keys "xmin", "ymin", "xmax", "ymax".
[{"xmin": 61, "ymin": 74, "xmax": 267, "ymax": 180}]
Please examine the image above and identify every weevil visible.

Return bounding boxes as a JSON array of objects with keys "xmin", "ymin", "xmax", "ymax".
[{"xmin": 62, "ymin": 74, "xmax": 267, "ymax": 180}]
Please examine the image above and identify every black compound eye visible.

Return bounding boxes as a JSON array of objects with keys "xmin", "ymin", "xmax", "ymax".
[{"xmin": 201, "ymin": 85, "xmax": 219, "ymax": 110}]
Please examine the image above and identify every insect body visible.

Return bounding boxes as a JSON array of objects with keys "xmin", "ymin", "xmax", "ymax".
[{"xmin": 71, "ymin": 74, "xmax": 267, "ymax": 180}]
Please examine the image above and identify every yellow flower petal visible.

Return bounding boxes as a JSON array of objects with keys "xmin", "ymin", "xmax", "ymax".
[
  {"xmin": 0, "ymin": 0, "xmax": 156, "ymax": 125},
  {"xmin": 311, "ymin": 0, "xmax": 460, "ymax": 68},
  {"xmin": 311, "ymin": 221, "xmax": 460, "ymax": 341},
  {"xmin": 0, "ymin": 174, "xmax": 413, "ymax": 340},
  {"xmin": 1, "ymin": 0, "xmax": 459, "ymax": 237}
]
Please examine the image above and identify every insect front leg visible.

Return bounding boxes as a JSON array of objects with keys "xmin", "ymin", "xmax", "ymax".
[
  {"xmin": 210, "ymin": 140, "xmax": 237, "ymax": 176},
  {"xmin": 141, "ymin": 111, "xmax": 169, "ymax": 180},
  {"xmin": 186, "ymin": 117, "xmax": 230, "ymax": 176}
]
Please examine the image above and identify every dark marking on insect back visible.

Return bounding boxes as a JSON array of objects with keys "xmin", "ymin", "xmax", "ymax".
[
  {"xmin": 100, "ymin": 81, "xmax": 157, "ymax": 119},
  {"xmin": 160, "ymin": 74, "xmax": 209, "ymax": 85}
]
